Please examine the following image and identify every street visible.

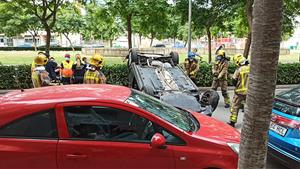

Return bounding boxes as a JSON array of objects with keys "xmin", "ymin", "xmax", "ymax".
[{"xmin": 211, "ymin": 88, "xmax": 290, "ymax": 169}]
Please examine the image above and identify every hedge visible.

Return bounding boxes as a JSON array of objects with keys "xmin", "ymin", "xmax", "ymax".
[
  {"xmin": 0, "ymin": 63, "xmax": 299, "ymax": 89},
  {"xmin": 0, "ymin": 47, "xmax": 82, "ymax": 51}
]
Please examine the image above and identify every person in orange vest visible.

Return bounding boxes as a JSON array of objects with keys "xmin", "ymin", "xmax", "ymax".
[{"xmin": 60, "ymin": 54, "xmax": 74, "ymax": 85}]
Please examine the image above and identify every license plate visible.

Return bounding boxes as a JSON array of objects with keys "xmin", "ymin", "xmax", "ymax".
[{"xmin": 270, "ymin": 122, "xmax": 288, "ymax": 136}]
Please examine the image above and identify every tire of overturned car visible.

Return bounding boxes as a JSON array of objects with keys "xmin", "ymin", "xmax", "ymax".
[
  {"xmin": 170, "ymin": 51, "xmax": 179, "ymax": 66},
  {"xmin": 128, "ymin": 49, "xmax": 139, "ymax": 67},
  {"xmin": 200, "ymin": 90, "xmax": 220, "ymax": 112}
]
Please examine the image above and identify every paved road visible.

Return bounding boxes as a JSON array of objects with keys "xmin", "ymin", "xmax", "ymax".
[{"xmin": 211, "ymin": 89, "xmax": 290, "ymax": 169}]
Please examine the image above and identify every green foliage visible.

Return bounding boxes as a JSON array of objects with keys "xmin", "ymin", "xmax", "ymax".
[
  {"xmin": 1, "ymin": 63, "xmax": 299, "ymax": 89},
  {"xmin": 54, "ymin": 4, "xmax": 85, "ymax": 39},
  {"xmin": 82, "ymin": 3, "xmax": 124, "ymax": 44}
]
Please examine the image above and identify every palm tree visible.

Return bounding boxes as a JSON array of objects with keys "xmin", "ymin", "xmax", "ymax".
[{"xmin": 238, "ymin": 0, "xmax": 283, "ymax": 168}]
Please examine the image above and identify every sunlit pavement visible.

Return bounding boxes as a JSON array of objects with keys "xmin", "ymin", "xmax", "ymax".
[{"xmin": 212, "ymin": 89, "xmax": 290, "ymax": 169}]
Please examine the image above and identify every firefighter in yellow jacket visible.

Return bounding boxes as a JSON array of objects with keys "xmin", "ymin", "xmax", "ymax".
[
  {"xmin": 212, "ymin": 50, "xmax": 231, "ymax": 108},
  {"xmin": 184, "ymin": 48, "xmax": 201, "ymax": 82},
  {"xmin": 60, "ymin": 54, "xmax": 74, "ymax": 85},
  {"xmin": 31, "ymin": 53, "xmax": 54, "ymax": 88},
  {"xmin": 228, "ymin": 54, "xmax": 250, "ymax": 127},
  {"xmin": 84, "ymin": 54, "xmax": 106, "ymax": 84}
]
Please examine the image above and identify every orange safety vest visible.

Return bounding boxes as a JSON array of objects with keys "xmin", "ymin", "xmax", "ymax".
[{"xmin": 61, "ymin": 60, "xmax": 74, "ymax": 77}]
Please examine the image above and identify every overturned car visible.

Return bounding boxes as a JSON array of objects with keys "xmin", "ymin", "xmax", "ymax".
[{"xmin": 127, "ymin": 49, "xmax": 219, "ymax": 116}]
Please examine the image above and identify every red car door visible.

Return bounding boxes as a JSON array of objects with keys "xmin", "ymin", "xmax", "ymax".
[
  {"xmin": 0, "ymin": 109, "xmax": 58, "ymax": 169},
  {"xmin": 56, "ymin": 102, "xmax": 175, "ymax": 169}
]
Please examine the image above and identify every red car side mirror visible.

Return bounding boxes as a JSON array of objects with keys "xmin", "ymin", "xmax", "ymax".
[{"xmin": 150, "ymin": 133, "xmax": 166, "ymax": 149}]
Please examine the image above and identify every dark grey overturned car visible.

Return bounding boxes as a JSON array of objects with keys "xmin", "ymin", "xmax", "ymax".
[{"xmin": 127, "ymin": 49, "xmax": 219, "ymax": 116}]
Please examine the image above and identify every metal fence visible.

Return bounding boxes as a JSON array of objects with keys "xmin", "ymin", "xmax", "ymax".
[{"xmin": 82, "ymin": 48, "xmax": 291, "ymax": 57}]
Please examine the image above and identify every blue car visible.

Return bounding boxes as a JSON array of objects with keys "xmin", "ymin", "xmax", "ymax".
[{"xmin": 268, "ymin": 87, "xmax": 300, "ymax": 168}]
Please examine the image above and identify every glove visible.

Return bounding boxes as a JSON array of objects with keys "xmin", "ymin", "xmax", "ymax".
[{"xmin": 190, "ymin": 72, "xmax": 195, "ymax": 76}]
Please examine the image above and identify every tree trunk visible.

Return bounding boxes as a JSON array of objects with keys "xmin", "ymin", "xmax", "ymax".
[
  {"xmin": 243, "ymin": 32, "xmax": 252, "ymax": 58},
  {"xmin": 110, "ymin": 39, "xmax": 113, "ymax": 48},
  {"xmin": 45, "ymin": 27, "xmax": 51, "ymax": 55},
  {"xmin": 127, "ymin": 15, "xmax": 132, "ymax": 49},
  {"xmin": 63, "ymin": 33, "xmax": 74, "ymax": 51},
  {"xmin": 173, "ymin": 36, "xmax": 176, "ymax": 47},
  {"xmin": 150, "ymin": 33, "xmax": 154, "ymax": 47},
  {"xmin": 244, "ymin": 0, "xmax": 254, "ymax": 58},
  {"xmin": 29, "ymin": 31, "xmax": 37, "ymax": 51},
  {"xmin": 238, "ymin": 0, "xmax": 283, "ymax": 168},
  {"xmin": 206, "ymin": 26, "xmax": 212, "ymax": 63},
  {"xmin": 139, "ymin": 33, "xmax": 142, "ymax": 47}
]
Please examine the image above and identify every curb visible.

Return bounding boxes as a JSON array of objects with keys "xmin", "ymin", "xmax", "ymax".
[
  {"xmin": 199, "ymin": 84, "xmax": 299, "ymax": 91},
  {"xmin": 1, "ymin": 84, "xmax": 299, "ymax": 95}
]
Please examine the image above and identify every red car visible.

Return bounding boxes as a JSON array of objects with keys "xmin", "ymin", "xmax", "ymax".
[{"xmin": 0, "ymin": 85, "xmax": 240, "ymax": 169}]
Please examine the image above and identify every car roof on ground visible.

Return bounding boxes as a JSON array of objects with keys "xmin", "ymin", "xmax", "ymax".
[{"xmin": 0, "ymin": 84, "xmax": 131, "ymax": 106}]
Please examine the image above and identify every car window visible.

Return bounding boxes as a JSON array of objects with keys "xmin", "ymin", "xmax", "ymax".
[
  {"xmin": 64, "ymin": 106, "xmax": 185, "ymax": 145},
  {"xmin": 126, "ymin": 90, "xmax": 198, "ymax": 132},
  {"xmin": 0, "ymin": 110, "xmax": 57, "ymax": 139}
]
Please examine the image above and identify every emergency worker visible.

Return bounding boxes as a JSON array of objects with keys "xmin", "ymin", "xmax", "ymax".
[
  {"xmin": 31, "ymin": 53, "xmax": 54, "ymax": 88},
  {"xmin": 72, "ymin": 54, "xmax": 86, "ymax": 84},
  {"xmin": 228, "ymin": 54, "xmax": 250, "ymax": 127},
  {"xmin": 60, "ymin": 54, "xmax": 74, "ymax": 85},
  {"xmin": 184, "ymin": 48, "xmax": 201, "ymax": 82},
  {"xmin": 84, "ymin": 54, "xmax": 106, "ymax": 84},
  {"xmin": 211, "ymin": 49, "xmax": 231, "ymax": 108}
]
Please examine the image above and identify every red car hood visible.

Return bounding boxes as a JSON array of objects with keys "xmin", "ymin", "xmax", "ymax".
[{"xmin": 191, "ymin": 113, "xmax": 240, "ymax": 144}]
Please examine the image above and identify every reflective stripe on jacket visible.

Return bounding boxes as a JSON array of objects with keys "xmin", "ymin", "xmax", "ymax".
[
  {"xmin": 84, "ymin": 70, "xmax": 106, "ymax": 84},
  {"xmin": 233, "ymin": 65, "xmax": 250, "ymax": 95}
]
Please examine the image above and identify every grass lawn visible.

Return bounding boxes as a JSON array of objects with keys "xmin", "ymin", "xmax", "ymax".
[{"xmin": 0, "ymin": 50, "xmax": 299, "ymax": 65}]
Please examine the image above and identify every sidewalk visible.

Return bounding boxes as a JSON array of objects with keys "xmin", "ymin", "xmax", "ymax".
[
  {"xmin": 199, "ymin": 84, "xmax": 299, "ymax": 91},
  {"xmin": 0, "ymin": 84, "xmax": 298, "ymax": 95}
]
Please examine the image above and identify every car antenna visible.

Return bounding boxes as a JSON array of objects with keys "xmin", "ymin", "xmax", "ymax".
[{"xmin": 13, "ymin": 67, "xmax": 25, "ymax": 92}]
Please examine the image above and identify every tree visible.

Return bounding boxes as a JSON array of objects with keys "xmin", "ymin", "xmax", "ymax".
[
  {"xmin": 10, "ymin": 0, "xmax": 64, "ymax": 54},
  {"xmin": 82, "ymin": 4, "xmax": 123, "ymax": 47},
  {"xmin": 107, "ymin": 0, "xmax": 142, "ymax": 49},
  {"xmin": 0, "ymin": 2, "xmax": 41, "ymax": 50},
  {"xmin": 134, "ymin": 0, "xmax": 170, "ymax": 47},
  {"xmin": 54, "ymin": 3, "xmax": 84, "ymax": 50},
  {"xmin": 238, "ymin": 0, "xmax": 283, "ymax": 168},
  {"xmin": 177, "ymin": 0, "xmax": 239, "ymax": 63},
  {"xmin": 238, "ymin": 0, "xmax": 300, "ymax": 58}
]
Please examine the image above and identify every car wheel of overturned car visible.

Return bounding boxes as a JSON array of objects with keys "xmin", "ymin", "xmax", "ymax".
[
  {"xmin": 170, "ymin": 51, "xmax": 179, "ymax": 66},
  {"xmin": 200, "ymin": 90, "xmax": 220, "ymax": 112},
  {"xmin": 128, "ymin": 49, "xmax": 139, "ymax": 67}
]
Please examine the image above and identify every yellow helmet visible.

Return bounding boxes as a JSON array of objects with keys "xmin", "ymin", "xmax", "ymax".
[
  {"xmin": 233, "ymin": 54, "xmax": 247, "ymax": 66},
  {"xmin": 34, "ymin": 53, "xmax": 48, "ymax": 66},
  {"xmin": 90, "ymin": 54, "xmax": 104, "ymax": 68},
  {"xmin": 216, "ymin": 50, "xmax": 225, "ymax": 57}
]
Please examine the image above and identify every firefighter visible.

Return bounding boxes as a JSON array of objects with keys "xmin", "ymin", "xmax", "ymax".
[
  {"xmin": 83, "ymin": 54, "xmax": 106, "ymax": 84},
  {"xmin": 60, "ymin": 54, "xmax": 74, "ymax": 85},
  {"xmin": 211, "ymin": 49, "xmax": 231, "ymax": 108},
  {"xmin": 184, "ymin": 48, "xmax": 200, "ymax": 82},
  {"xmin": 31, "ymin": 53, "xmax": 55, "ymax": 88},
  {"xmin": 228, "ymin": 54, "xmax": 250, "ymax": 127}
]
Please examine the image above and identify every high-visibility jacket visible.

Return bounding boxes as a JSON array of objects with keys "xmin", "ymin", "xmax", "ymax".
[
  {"xmin": 84, "ymin": 70, "xmax": 106, "ymax": 84},
  {"xmin": 212, "ymin": 60, "xmax": 229, "ymax": 80},
  {"xmin": 61, "ymin": 60, "xmax": 74, "ymax": 77},
  {"xmin": 31, "ymin": 61, "xmax": 36, "ymax": 72},
  {"xmin": 32, "ymin": 67, "xmax": 51, "ymax": 88},
  {"xmin": 233, "ymin": 65, "xmax": 250, "ymax": 95}
]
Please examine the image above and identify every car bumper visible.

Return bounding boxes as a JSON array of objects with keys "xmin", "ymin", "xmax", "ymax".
[{"xmin": 268, "ymin": 142, "xmax": 300, "ymax": 168}]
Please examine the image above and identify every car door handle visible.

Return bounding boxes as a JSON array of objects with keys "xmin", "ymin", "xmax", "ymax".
[{"xmin": 65, "ymin": 154, "xmax": 88, "ymax": 159}]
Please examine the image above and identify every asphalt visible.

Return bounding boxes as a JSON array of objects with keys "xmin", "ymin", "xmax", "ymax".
[{"xmin": 212, "ymin": 88, "xmax": 291, "ymax": 169}]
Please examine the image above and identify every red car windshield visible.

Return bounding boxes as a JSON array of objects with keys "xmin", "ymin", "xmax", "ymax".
[{"xmin": 126, "ymin": 90, "xmax": 198, "ymax": 132}]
